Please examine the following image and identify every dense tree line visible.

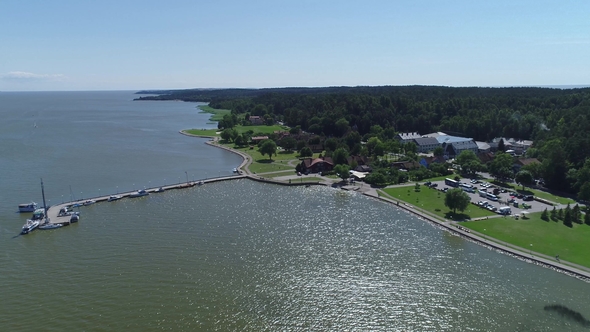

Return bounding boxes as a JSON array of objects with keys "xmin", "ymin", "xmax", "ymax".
[{"xmin": 137, "ymin": 86, "xmax": 590, "ymax": 198}]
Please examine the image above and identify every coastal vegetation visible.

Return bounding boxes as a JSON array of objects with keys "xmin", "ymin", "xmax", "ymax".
[{"xmin": 139, "ymin": 85, "xmax": 590, "ymax": 199}]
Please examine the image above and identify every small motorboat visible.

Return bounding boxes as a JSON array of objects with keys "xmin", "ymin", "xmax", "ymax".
[
  {"xmin": 129, "ymin": 189, "xmax": 149, "ymax": 198},
  {"xmin": 18, "ymin": 202, "xmax": 37, "ymax": 213},
  {"xmin": 21, "ymin": 219, "xmax": 40, "ymax": 234},
  {"xmin": 70, "ymin": 212, "xmax": 80, "ymax": 223},
  {"xmin": 83, "ymin": 200, "xmax": 96, "ymax": 206},
  {"xmin": 107, "ymin": 195, "xmax": 122, "ymax": 202},
  {"xmin": 154, "ymin": 187, "xmax": 165, "ymax": 193},
  {"xmin": 38, "ymin": 223, "xmax": 63, "ymax": 230},
  {"xmin": 31, "ymin": 208, "xmax": 46, "ymax": 220}
]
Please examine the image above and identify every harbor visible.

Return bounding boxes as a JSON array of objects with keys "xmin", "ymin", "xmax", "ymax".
[{"xmin": 29, "ymin": 174, "xmax": 248, "ymax": 229}]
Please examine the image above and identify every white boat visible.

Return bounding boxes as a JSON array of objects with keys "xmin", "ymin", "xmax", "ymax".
[
  {"xmin": 21, "ymin": 219, "xmax": 40, "ymax": 234},
  {"xmin": 83, "ymin": 200, "xmax": 96, "ymax": 206},
  {"xmin": 18, "ymin": 202, "xmax": 37, "ymax": 213},
  {"xmin": 129, "ymin": 189, "xmax": 149, "ymax": 198},
  {"xmin": 107, "ymin": 195, "xmax": 122, "ymax": 202},
  {"xmin": 154, "ymin": 187, "xmax": 165, "ymax": 193},
  {"xmin": 38, "ymin": 223, "xmax": 63, "ymax": 230}
]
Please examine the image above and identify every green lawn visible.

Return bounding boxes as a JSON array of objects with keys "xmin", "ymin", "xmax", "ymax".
[
  {"xmin": 462, "ymin": 213, "xmax": 590, "ymax": 268},
  {"xmin": 183, "ymin": 128, "xmax": 219, "ymax": 137},
  {"xmin": 487, "ymin": 180, "xmax": 574, "ymax": 205},
  {"xmin": 236, "ymin": 124, "xmax": 289, "ymax": 135},
  {"xmin": 197, "ymin": 105, "xmax": 232, "ymax": 122},
  {"xmin": 382, "ymin": 186, "xmax": 496, "ymax": 221},
  {"xmin": 183, "ymin": 124, "xmax": 289, "ymax": 137}
]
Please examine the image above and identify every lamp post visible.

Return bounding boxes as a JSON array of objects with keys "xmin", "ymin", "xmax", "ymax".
[
  {"xmin": 530, "ymin": 244, "xmax": 533, "ymax": 256},
  {"xmin": 185, "ymin": 171, "xmax": 189, "ymax": 185}
]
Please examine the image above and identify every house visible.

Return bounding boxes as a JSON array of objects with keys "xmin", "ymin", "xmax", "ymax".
[
  {"xmin": 475, "ymin": 141, "xmax": 491, "ymax": 153},
  {"xmin": 442, "ymin": 140, "xmax": 479, "ymax": 158},
  {"xmin": 308, "ymin": 144, "xmax": 324, "ymax": 153},
  {"xmin": 249, "ymin": 116, "xmax": 264, "ymax": 125},
  {"xmin": 354, "ymin": 165, "xmax": 372, "ymax": 173},
  {"xmin": 513, "ymin": 157, "xmax": 540, "ymax": 173},
  {"xmin": 478, "ymin": 152, "xmax": 495, "ymax": 164},
  {"xmin": 300, "ymin": 156, "xmax": 334, "ymax": 174},
  {"xmin": 347, "ymin": 155, "xmax": 369, "ymax": 166},
  {"xmin": 251, "ymin": 136, "xmax": 269, "ymax": 144},
  {"xmin": 395, "ymin": 132, "xmax": 422, "ymax": 142},
  {"xmin": 412, "ymin": 137, "xmax": 440, "ymax": 153},
  {"xmin": 391, "ymin": 161, "xmax": 421, "ymax": 171},
  {"xmin": 419, "ymin": 155, "xmax": 446, "ymax": 167}
]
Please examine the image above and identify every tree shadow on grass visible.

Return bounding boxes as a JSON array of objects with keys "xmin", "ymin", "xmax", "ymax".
[
  {"xmin": 516, "ymin": 189, "xmax": 535, "ymax": 195},
  {"xmin": 444, "ymin": 211, "xmax": 473, "ymax": 221},
  {"xmin": 278, "ymin": 150, "xmax": 296, "ymax": 155},
  {"xmin": 255, "ymin": 159, "xmax": 273, "ymax": 164}
]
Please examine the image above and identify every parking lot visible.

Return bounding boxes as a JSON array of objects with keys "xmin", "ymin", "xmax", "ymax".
[{"xmin": 426, "ymin": 179, "xmax": 553, "ymax": 216}]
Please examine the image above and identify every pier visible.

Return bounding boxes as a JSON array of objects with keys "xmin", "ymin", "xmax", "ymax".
[{"xmin": 43, "ymin": 174, "xmax": 247, "ymax": 225}]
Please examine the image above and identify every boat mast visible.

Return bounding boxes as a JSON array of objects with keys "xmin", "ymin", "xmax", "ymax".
[{"xmin": 41, "ymin": 178, "xmax": 49, "ymax": 223}]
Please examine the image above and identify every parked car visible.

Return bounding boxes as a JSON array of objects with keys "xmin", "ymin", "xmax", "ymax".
[{"xmin": 523, "ymin": 195, "xmax": 534, "ymax": 201}]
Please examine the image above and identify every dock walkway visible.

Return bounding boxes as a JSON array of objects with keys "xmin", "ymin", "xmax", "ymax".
[{"xmin": 44, "ymin": 174, "xmax": 246, "ymax": 224}]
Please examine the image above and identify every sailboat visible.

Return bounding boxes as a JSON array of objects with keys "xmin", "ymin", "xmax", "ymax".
[
  {"xmin": 22, "ymin": 179, "xmax": 49, "ymax": 233},
  {"xmin": 37, "ymin": 179, "xmax": 63, "ymax": 230}
]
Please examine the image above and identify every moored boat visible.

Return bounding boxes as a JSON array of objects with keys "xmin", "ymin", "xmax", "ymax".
[
  {"xmin": 83, "ymin": 200, "xmax": 96, "ymax": 206},
  {"xmin": 31, "ymin": 208, "xmax": 45, "ymax": 220},
  {"xmin": 154, "ymin": 187, "xmax": 165, "ymax": 193},
  {"xmin": 107, "ymin": 195, "xmax": 122, "ymax": 202},
  {"xmin": 18, "ymin": 202, "xmax": 37, "ymax": 213},
  {"xmin": 70, "ymin": 212, "xmax": 80, "ymax": 223},
  {"xmin": 21, "ymin": 219, "xmax": 40, "ymax": 234},
  {"xmin": 38, "ymin": 223, "xmax": 63, "ymax": 230},
  {"xmin": 129, "ymin": 189, "xmax": 149, "ymax": 198}
]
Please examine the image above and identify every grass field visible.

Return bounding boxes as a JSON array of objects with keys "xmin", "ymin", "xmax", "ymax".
[
  {"xmin": 488, "ymin": 180, "xmax": 575, "ymax": 205},
  {"xmin": 183, "ymin": 129, "xmax": 219, "ymax": 137},
  {"xmin": 462, "ymin": 213, "xmax": 590, "ymax": 268},
  {"xmin": 197, "ymin": 105, "xmax": 232, "ymax": 122},
  {"xmin": 382, "ymin": 186, "xmax": 497, "ymax": 221}
]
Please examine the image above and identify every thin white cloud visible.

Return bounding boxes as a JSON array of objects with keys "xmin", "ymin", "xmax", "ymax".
[{"xmin": 2, "ymin": 71, "xmax": 66, "ymax": 81}]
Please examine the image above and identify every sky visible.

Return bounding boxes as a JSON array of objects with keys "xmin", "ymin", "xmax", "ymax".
[{"xmin": 1, "ymin": 0, "xmax": 589, "ymax": 91}]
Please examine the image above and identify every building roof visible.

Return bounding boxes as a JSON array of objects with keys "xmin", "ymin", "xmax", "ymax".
[
  {"xmin": 450, "ymin": 140, "xmax": 478, "ymax": 149},
  {"xmin": 515, "ymin": 158, "xmax": 540, "ymax": 166},
  {"xmin": 397, "ymin": 132, "xmax": 422, "ymax": 140},
  {"xmin": 423, "ymin": 132, "xmax": 448, "ymax": 138},
  {"xmin": 475, "ymin": 141, "xmax": 491, "ymax": 150},
  {"xmin": 349, "ymin": 170, "xmax": 368, "ymax": 179},
  {"xmin": 413, "ymin": 137, "xmax": 439, "ymax": 146},
  {"xmin": 303, "ymin": 157, "xmax": 334, "ymax": 168},
  {"xmin": 436, "ymin": 135, "xmax": 473, "ymax": 144}
]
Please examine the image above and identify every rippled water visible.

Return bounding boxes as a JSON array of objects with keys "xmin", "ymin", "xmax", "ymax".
[{"xmin": 1, "ymin": 92, "xmax": 589, "ymax": 331}]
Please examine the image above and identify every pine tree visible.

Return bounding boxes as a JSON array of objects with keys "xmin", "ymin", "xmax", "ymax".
[
  {"xmin": 572, "ymin": 204, "xmax": 582, "ymax": 224},
  {"xmin": 550, "ymin": 206, "xmax": 558, "ymax": 221},
  {"xmin": 557, "ymin": 208, "xmax": 564, "ymax": 220},
  {"xmin": 541, "ymin": 208, "xmax": 549, "ymax": 221},
  {"xmin": 585, "ymin": 212, "xmax": 590, "ymax": 226},
  {"xmin": 563, "ymin": 205, "xmax": 573, "ymax": 228}
]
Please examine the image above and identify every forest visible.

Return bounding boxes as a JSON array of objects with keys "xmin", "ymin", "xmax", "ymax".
[{"xmin": 136, "ymin": 85, "xmax": 590, "ymax": 199}]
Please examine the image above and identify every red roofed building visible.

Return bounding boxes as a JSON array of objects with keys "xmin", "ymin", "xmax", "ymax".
[{"xmin": 300, "ymin": 156, "xmax": 334, "ymax": 174}]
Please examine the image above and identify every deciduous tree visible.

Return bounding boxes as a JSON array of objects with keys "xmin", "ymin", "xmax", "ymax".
[
  {"xmin": 259, "ymin": 139, "xmax": 277, "ymax": 161},
  {"xmin": 444, "ymin": 188, "xmax": 471, "ymax": 214}
]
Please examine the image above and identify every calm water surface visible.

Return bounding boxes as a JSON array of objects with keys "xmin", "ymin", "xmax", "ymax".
[{"xmin": 0, "ymin": 91, "xmax": 589, "ymax": 331}]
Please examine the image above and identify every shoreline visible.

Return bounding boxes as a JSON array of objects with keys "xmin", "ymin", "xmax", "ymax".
[{"xmin": 184, "ymin": 129, "xmax": 590, "ymax": 281}]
